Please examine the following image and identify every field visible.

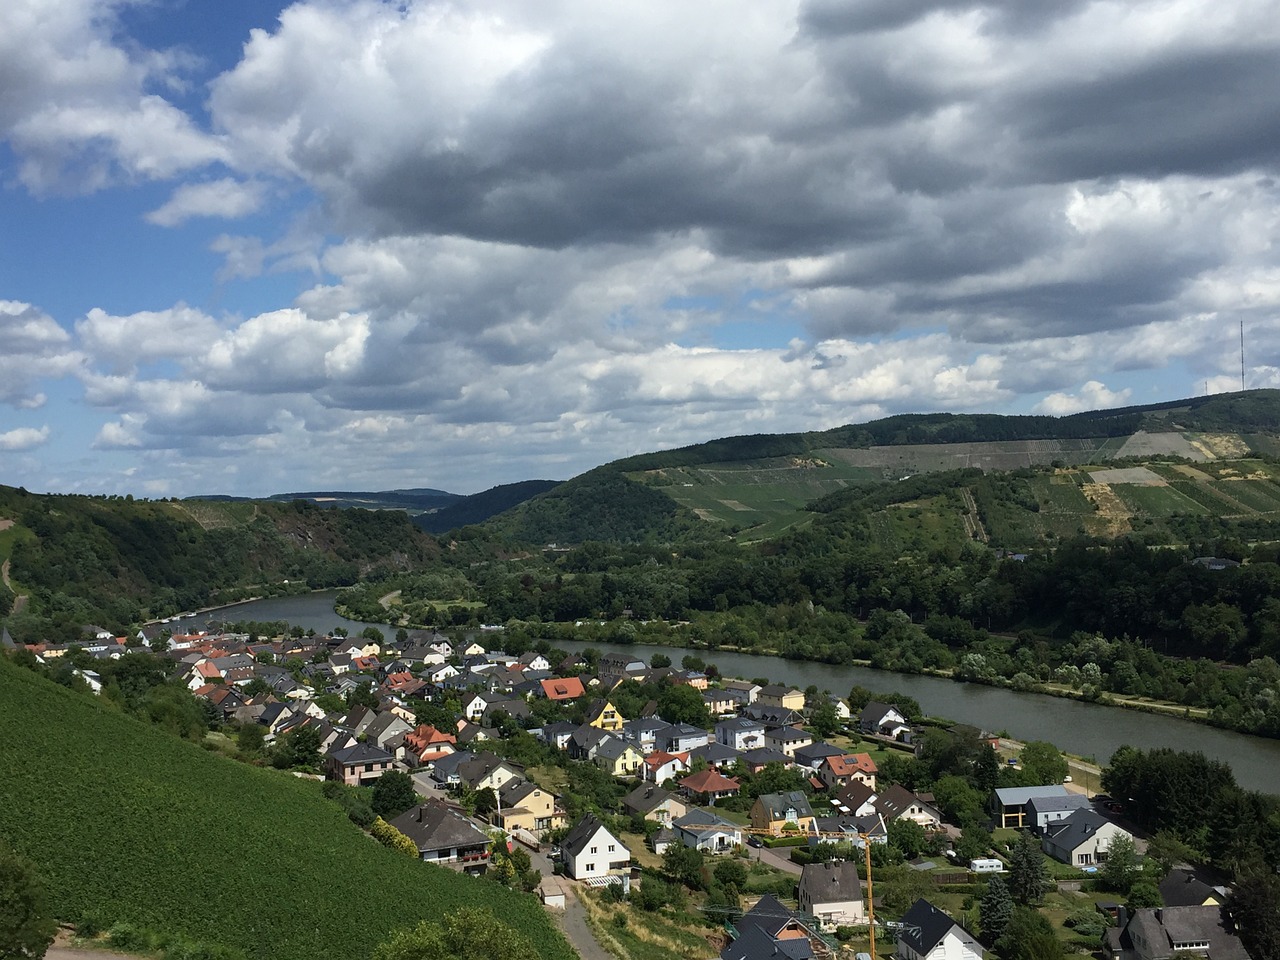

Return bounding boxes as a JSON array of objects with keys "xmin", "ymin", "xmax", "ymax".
[
  {"xmin": 0, "ymin": 658, "xmax": 574, "ymax": 960},
  {"xmin": 630, "ymin": 430, "xmax": 1275, "ymax": 545}
]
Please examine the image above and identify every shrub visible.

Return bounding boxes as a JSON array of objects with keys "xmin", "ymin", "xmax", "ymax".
[
  {"xmin": 369, "ymin": 817, "xmax": 419, "ymax": 858},
  {"xmin": 108, "ymin": 922, "xmax": 154, "ymax": 952}
]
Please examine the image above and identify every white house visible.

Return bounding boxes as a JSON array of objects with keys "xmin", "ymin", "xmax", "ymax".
[
  {"xmin": 798, "ymin": 861, "xmax": 865, "ymax": 930},
  {"xmin": 561, "ymin": 813, "xmax": 631, "ymax": 883},
  {"xmin": 1041, "ymin": 810, "xmax": 1134, "ymax": 868},
  {"xmin": 895, "ymin": 898, "xmax": 984, "ymax": 960}
]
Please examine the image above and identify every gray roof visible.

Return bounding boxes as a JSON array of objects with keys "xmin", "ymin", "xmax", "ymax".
[
  {"xmin": 993, "ymin": 785, "xmax": 1071, "ymax": 806},
  {"xmin": 1119, "ymin": 906, "xmax": 1249, "ymax": 960},
  {"xmin": 391, "ymin": 800, "xmax": 490, "ymax": 853},
  {"xmin": 1042, "ymin": 809, "xmax": 1119, "ymax": 852},
  {"xmin": 561, "ymin": 812, "xmax": 622, "ymax": 860},
  {"xmin": 624, "ymin": 784, "xmax": 679, "ymax": 815},
  {"xmin": 756, "ymin": 791, "xmax": 814, "ymax": 821},
  {"xmin": 1158, "ymin": 868, "xmax": 1224, "ymax": 907},
  {"xmin": 329, "ymin": 742, "xmax": 394, "ymax": 766},
  {"xmin": 1025, "ymin": 793, "xmax": 1092, "ymax": 818},
  {"xmin": 798, "ymin": 860, "xmax": 863, "ymax": 903}
]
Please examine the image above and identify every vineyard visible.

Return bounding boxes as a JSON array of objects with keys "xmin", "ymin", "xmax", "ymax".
[{"xmin": 0, "ymin": 657, "xmax": 574, "ymax": 960}]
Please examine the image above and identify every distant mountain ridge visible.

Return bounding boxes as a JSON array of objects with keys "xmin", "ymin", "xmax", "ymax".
[
  {"xmin": 191, "ymin": 487, "xmax": 462, "ymax": 513},
  {"xmin": 413, "ymin": 479, "xmax": 562, "ymax": 533}
]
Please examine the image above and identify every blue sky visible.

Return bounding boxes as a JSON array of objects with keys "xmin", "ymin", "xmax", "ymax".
[{"xmin": 2, "ymin": 0, "xmax": 1278, "ymax": 498}]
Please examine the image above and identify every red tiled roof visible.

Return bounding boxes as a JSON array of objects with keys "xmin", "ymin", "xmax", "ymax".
[
  {"xmin": 679, "ymin": 769, "xmax": 740, "ymax": 794},
  {"xmin": 541, "ymin": 676, "xmax": 585, "ymax": 700}
]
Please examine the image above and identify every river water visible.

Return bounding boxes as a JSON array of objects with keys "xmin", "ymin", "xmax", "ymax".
[{"xmin": 206, "ymin": 591, "xmax": 1280, "ymax": 793}]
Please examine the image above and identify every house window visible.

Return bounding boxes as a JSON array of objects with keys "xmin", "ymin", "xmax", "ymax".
[
  {"xmin": 608, "ymin": 844, "xmax": 616, "ymax": 852},
  {"xmin": 364, "ymin": 763, "xmax": 374, "ymax": 772},
  {"xmin": 590, "ymin": 846, "xmax": 598, "ymax": 854}
]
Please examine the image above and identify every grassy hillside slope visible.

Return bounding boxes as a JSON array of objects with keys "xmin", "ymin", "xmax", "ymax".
[{"xmin": 0, "ymin": 657, "xmax": 574, "ymax": 960}]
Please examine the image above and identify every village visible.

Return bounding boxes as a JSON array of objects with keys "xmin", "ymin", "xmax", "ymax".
[{"xmin": 28, "ymin": 622, "xmax": 1252, "ymax": 960}]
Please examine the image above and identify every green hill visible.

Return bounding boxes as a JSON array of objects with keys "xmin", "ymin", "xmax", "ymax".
[
  {"xmin": 0, "ymin": 487, "xmax": 443, "ymax": 643},
  {"xmin": 414, "ymin": 480, "xmax": 562, "ymax": 534},
  {"xmin": 0, "ymin": 655, "xmax": 574, "ymax": 960}
]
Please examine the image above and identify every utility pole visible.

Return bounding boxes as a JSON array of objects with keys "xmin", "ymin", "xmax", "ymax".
[{"xmin": 862, "ymin": 833, "xmax": 876, "ymax": 960}]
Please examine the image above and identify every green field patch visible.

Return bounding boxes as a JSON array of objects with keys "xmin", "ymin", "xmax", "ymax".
[
  {"xmin": 0, "ymin": 658, "xmax": 574, "ymax": 960},
  {"xmin": 1112, "ymin": 484, "xmax": 1207, "ymax": 517},
  {"xmin": 1209, "ymin": 480, "xmax": 1280, "ymax": 513},
  {"xmin": 1167, "ymin": 481, "xmax": 1237, "ymax": 514}
]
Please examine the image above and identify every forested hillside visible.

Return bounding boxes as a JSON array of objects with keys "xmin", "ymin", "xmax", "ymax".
[
  {"xmin": 0, "ymin": 487, "xmax": 440, "ymax": 643},
  {"xmin": 414, "ymin": 479, "xmax": 561, "ymax": 533}
]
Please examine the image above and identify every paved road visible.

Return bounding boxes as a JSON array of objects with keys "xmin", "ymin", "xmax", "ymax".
[
  {"xmin": 748, "ymin": 842, "xmax": 802, "ymax": 876},
  {"xmin": 556, "ymin": 887, "xmax": 615, "ymax": 960}
]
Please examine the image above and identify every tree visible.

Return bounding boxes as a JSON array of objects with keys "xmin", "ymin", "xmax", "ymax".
[
  {"xmin": 808, "ymin": 703, "xmax": 841, "ymax": 739},
  {"xmin": 271, "ymin": 725, "xmax": 322, "ymax": 769},
  {"xmin": 1100, "ymin": 833, "xmax": 1140, "ymax": 894},
  {"xmin": 656, "ymin": 684, "xmax": 710, "ymax": 727},
  {"xmin": 236, "ymin": 722, "xmax": 266, "ymax": 756},
  {"xmin": 1007, "ymin": 831, "xmax": 1051, "ymax": 906},
  {"xmin": 974, "ymin": 745, "xmax": 1001, "ymax": 794},
  {"xmin": 663, "ymin": 843, "xmax": 706, "ymax": 890},
  {"xmin": 473, "ymin": 788, "xmax": 499, "ymax": 820},
  {"xmin": 888, "ymin": 819, "xmax": 928, "ymax": 859},
  {"xmin": 1226, "ymin": 859, "xmax": 1280, "ymax": 960},
  {"xmin": 1126, "ymin": 879, "xmax": 1162, "ymax": 908},
  {"xmin": 978, "ymin": 875, "xmax": 1013, "ymax": 946},
  {"xmin": 0, "ymin": 842, "xmax": 57, "ymax": 960},
  {"xmin": 371, "ymin": 771, "xmax": 418, "ymax": 818},
  {"xmin": 994, "ymin": 907, "xmax": 1064, "ymax": 960},
  {"xmin": 371, "ymin": 907, "xmax": 537, "ymax": 960},
  {"xmin": 1018, "ymin": 741, "xmax": 1068, "ymax": 786},
  {"xmin": 650, "ymin": 653, "xmax": 671, "ymax": 668},
  {"xmin": 714, "ymin": 859, "xmax": 748, "ymax": 889}
]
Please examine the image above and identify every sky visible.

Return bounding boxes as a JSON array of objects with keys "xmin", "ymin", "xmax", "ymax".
[{"xmin": 2, "ymin": 0, "xmax": 1279, "ymax": 499}]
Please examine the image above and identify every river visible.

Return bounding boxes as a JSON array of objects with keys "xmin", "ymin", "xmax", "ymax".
[{"xmin": 205, "ymin": 591, "xmax": 1280, "ymax": 794}]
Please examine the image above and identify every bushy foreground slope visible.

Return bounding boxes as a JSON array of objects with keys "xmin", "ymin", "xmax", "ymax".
[{"xmin": 0, "ymin": 658, "xmax": 574, "ymax": 960}]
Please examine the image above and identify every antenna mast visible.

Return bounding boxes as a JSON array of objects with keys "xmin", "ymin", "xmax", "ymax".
[{"xmin": 1241, "ymin": 320, "xmax": 1246, "ymax": 391}]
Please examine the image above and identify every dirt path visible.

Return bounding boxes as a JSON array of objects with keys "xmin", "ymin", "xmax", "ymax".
[
  {"xmin": 557, "ymin": 888, "xmax": 616, "ymax": 960},
  {"xmin": 2, "ymin": 558, "xmax": 28, "ymax": 614}
]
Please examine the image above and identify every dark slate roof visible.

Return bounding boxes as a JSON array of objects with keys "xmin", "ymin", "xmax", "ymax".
[
  {"xmin": 756, "ymin": 791, "xmax": 814, "ymax": 821},
  {"xmin": 897, "ymin": 899, "xmax": 965, "ymax": 956},
  {"xmin": 562, "ymin": 812, "xmax": 618, "ymax": 860},
  {"xmin": 689, "ymin": 742, "xmax": 742, "ymax": 765},
  {"xmin": 1117, "ymin": 906, "xmax": 1248, "ymax": 960},
  {"xmin": 798, "ymin": 860, "xmax": 863, "ymax": 904},
  {"xmin": 1024, "ymin": 793, "xmax": 1092, "ymax": 819},
  {"xmin": 742, "ymin": 747, "xmax": 792, "ymax": 767},
  {"xmin": 390, "ymin": 800, "xmax": 490, "ymax": 853},
  {"xmin": 766, "ymin": 726, "xmax": 812, "ymax": 744},
  {"xmin": 624, "ymin": 784, "xmax": 679, "ymax": 815},
  {"xmin": 329, "ymin": 742, "xmax": 395, "ymax": 766},
  {"xmin": 1042, "ymin": 809, "xmax": 1115, "ymax": 852},
  {"xmin": 792, "ymin": 742, "xmax": 845, "ymax": 766},
  {"xmin": 1158, "ymin": 868, "xmax": 1224, "ymax": 907},
  {"xmin": 720, "ymin": 924, "xmax": 813, "ymax": 960}
]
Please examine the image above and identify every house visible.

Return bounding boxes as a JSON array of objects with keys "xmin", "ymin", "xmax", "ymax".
[
  {"xmin": 540, "ymin": 720, "xmax": 578, "ymax": 751},
  {"xmin": 567, "ymin": 725, "xmax": 614, "ymax": 762},
  {"xmin": 991, "ymin": 785, "xmax": 1072, "ymax": 829},
  {"xmin": 689, "ymin": 741, "xmax": 743, "ymax": 770},
  {"xmin": 1024, "ymin": 793, "xmax": 1093, "ymax": 833},
  {"xmin": 765, "ymin": 726, "xmax": 813, "ymax": 760},
  {"xmin": 585, "ymin": 698, "xmax": 625, "ymax": 731},
  {"xmin": 703, "ymin": 689, "xmax": 738, "ymax": 716},
  {"xmin": 670, "ymin": 669, "xmax": 709, "ymax": 690},
  {"xmin": 496, "ymin": 778, "xmax": 565, "ymax": 835},
  {"xmin": 454, "ymin": 752, "xmax": 525, "ymax": 793},
  {"xmin": 831, "ymin": 781, "xmax": 878, "ymax": 818},
  {"xmin": 894, "ymin": 899, "xmax": 984, "ymax": 960},
  {"xmin": 798, "ymin": 861, "xmax": 865, "ymax": 929},
  {"xmin": 594, "ymin": 737, "xmax": 645, "ymax": 777},
  {"xmin": 742, "ymin": 704, "xmax": 806, "ymax": 728},
  {"xmin": 403, "ymin": 723, "xmax": 458, "ymax": 765},
  {"xmin": 622, "ymin": 717, "xmax": 672, "ymax": 753},
  {"xmin": 1158, "ymin": 868, "xmax": 1224, "ymax": 907},
  {"xmin": 390, "ymin": 799, "xmax": 492, "ymax": 873},
  {"xmin": 597, "ymin": 652, "xmax": 648, "ymax": 688},
  {"xmin": 643, "ymin": 750, "xmax": 690, "ymax": 784},
  {"xmin": 326, "ymin": 742, "xmax": 396, "ymax": 786},
  {"xmin": 792, "ymin": 741, "xmax": 846, "ymax": 770},
  {"xmin": 758, "ymin": 685, "xmax": 805, "ymax": 711},
  {"xmin": 1041, "ymin": 810, "xmax": 1134, "ymax": 868},
  {"xmin": 539, "ymin": 676, "xmax": 586, "ymax": 701},
  {"xmin": 662, "ymin": 723, "xmax": 710, "ymax": 753},
  {"xmin": 679, "ymin": 768, "xmax": 741, "ymax": 806},
  {"xmin": 364, "ymin": 712, "xmax": 413, "ymax": 752},
  {"xmin": 1105, "ymin": 905, "xmax": 1249, "ymax": 960},
  {"xmin": 623, "ymin": 784, "xmax": 689, "ymax": 826},
  {"xmin": 741, "ymin": 747, "xmax": 793, "ymax": 773},
  {"xmin": 721, "ymin": 679, "xmax": 762, "ymax": 704},
  {"xmin": 874, "ymin": 784, "xmax": 943, "ymax": 830},
  {"xmin": 461, "ymin": 692, "xmax": 492, "ymax": 722},
  {"xmin": 561, "ymin": 813, "xmax": 631, "ymax": 882},
  {"xmin": 817, "ymin": 753, "xmax": 878, "ymax": 791},
  {"xmin": 516, "ymin": 651, "xmax": 551, "ymax": 672},
  {"xmin": 860, "ymin": 702, "xmax": 911, "ymax": 740},
  {"xmin": 673, "ymin": 808, "xmax": 742, "ymax": 853},
  {"xmin": 751, "ymin": 791, "xmax": 817, "ymax": 836},
  {"xmin": 720, "ymin": 894, "xmax": 818, "ymax": 960}
]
